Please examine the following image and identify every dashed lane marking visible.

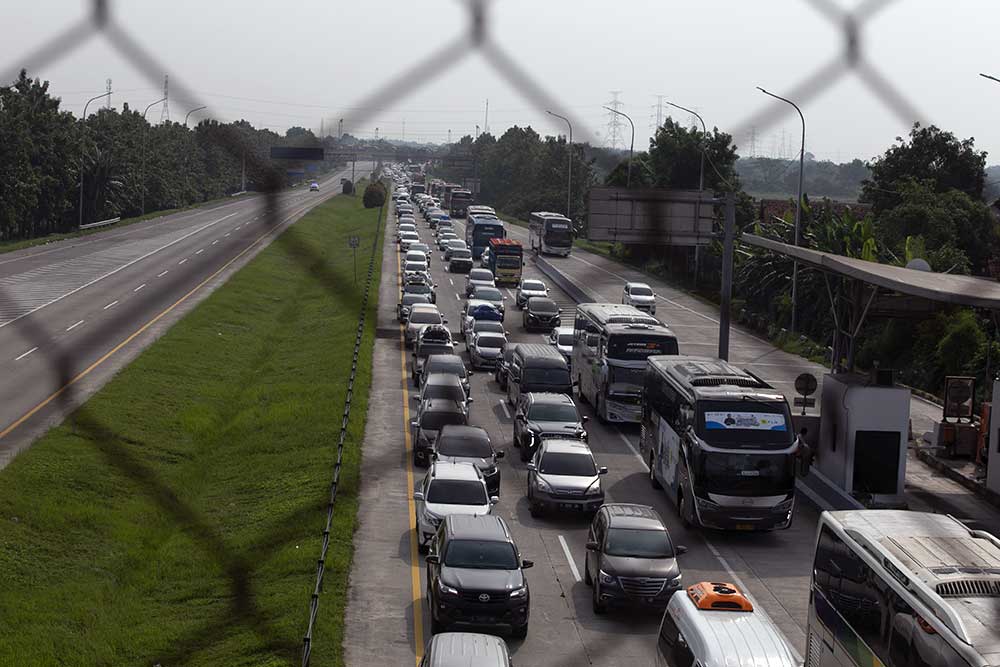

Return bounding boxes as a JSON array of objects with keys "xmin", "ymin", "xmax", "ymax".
[
  {"xmin": 195, "ymin": 249, "xmax": 205, "ymax": 255},
  {"xmin": 103, "ymin": 300, "xmax": 118, "ymax": 310},
  {"xmin": 66, "ymin": 320, "xmax": 84, "ymax": 331},
  {"xmin": 157, "ymin": 270, "xmax": 169, "ymax": 278},
  {"xmin": 499, "ymin": 400, "xmax": 511, "ymax": 419},
  {"xmin": 133, "ymin": 284, "xmax": 145, "ymax": 292},
  {"xmin": 178, "ymin": 259, "xmax": 188, "ymax": 265},
  {"xmin": 558, "ymin": 535, "xmax": 582, "ymax": 583},
  {"xmin": 15, "ymin": 347, "xmax": 38, "ymax": 361}
]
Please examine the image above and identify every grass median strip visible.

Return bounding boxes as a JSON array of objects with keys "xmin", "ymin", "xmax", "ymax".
[{"xmin": 0, "ymin": 192, "xmax": 382, "ymax": 666}]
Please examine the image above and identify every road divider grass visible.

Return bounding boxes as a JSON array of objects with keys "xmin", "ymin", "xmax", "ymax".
[{"xmin": 0, "ymin": 191, "xmax": 383, "ymax": 666}]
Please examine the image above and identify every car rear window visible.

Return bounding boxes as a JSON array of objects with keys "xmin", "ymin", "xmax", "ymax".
[
  {"xmin": 426, "ymin": 480, "xmax": 487, "ymax": 505},
  {"xmin": 444, "ymin": 540, "xmax": 519, "ymax": 569},
  {"xmin": 539, "ymin": 452, "xmax": 596, "ymax": 476},
  {"xmin": 437, "ymin": 436, "xmax": 493, "ymax": 458}
]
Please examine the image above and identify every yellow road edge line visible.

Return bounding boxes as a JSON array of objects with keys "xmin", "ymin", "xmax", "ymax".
[
  {"xmin": 0, "ymin": 197, "xmax": 319, "ymax": 441},
  {"xmin": 398, "ymin": 238, "xmax": 426, "ymax": 663}
]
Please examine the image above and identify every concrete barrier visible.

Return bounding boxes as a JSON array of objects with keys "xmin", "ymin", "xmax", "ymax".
[
  {"xmin": 80, "ymin": 216, "xmax": 120, "ymax": 231},
  {"xmin": 533, "ymin": 255, "xmax": 600, "ymax": 304}
]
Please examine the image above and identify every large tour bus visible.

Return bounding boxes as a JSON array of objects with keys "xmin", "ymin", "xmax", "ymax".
[
  {"xmin": 449, "ymin": 189, "xmax": 474, "ymax": 217},
  {"xmin": 429, "ymin": 179, "xmax": 445, "ymax": 198},
  {"xmin": 465, "ymin": 213, "xmax": 506, "ymax": 258},
  {"xmin": 529, "ymin": 211, "xmax": 573, "ymax": 256},
  {"xmin": 639, "ymin": 356, "xmax": 797, "ymax": 531},
  {"xmin": 573, "ymin": 303, "xmax": 678, "ymax": 423},
  {"xmin": 807, "ymin": 510, "xmax": 1000, "ymax": 667},
  {"xmin": 487, "ymin": 238, "xmax": 523, "ymax": 286},
  {"xmin": 442, "ymin": 183, "xmax": 462, "ymax": 210}
]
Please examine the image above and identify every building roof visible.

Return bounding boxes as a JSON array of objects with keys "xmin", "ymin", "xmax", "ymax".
[{"xmin": 743, "ymin": 233, "xmax": 1000, "ymax": 310}]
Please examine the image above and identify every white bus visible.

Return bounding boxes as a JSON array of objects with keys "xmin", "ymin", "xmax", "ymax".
[
  {"xmin": 572, "ymin": 303, "xmax": 678, "ymax": 423},
  {"xmin": 807, "ymin": 510, "xmax": 1000, "ymax": 667},
  {"xmin": 529, "ymin": 211, "xmax": 573, "ymax": 256},
  {"xmin": 639, "ymin": 356, "xmax": 797, "ymax": 531}
]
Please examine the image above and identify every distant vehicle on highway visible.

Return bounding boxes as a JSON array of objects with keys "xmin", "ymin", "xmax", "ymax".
[
  {"xmin": 513, "ymin": 391, "xmax": 587, "ymax": 461},
  {"xmin": 526, "ymin": 437, "xmax": 606, "ymax": 517},
  {"xmin": 309, "ymin": 181, "xmax": 319, "ymax": 191},
  {"xmin": 621, "ymin": 281, "xmax": 657, "ymax": 314},
  {"xmin": 420, "ymin": 354, "xmax": 469, "ymax": 396},
  {"xmin": 505, "ymin": 344, "xmax": 572, "ymax": 406},
  {"xmin": 528, "ymin": 211, "xmax": 573, "ymax": 256},
  {"xmin": 413, "ymin": 461, "xmax": 496, "ymax": 554},
  {"xmin": 420, "ymin": 632, "xmax": 511, "ymax": 667},
  {"xmin": 486, "ymin": 238, "xmax": 523, "ymax": 286},
  {"xmin": 464, "ymin": 268, "xmax": 496, "ymax": 297},
  {"xmin": 405, "ymin": 304, "xmax": 447, "ymax": 348},
  {"xmin": 447, "ymin": 249, "xmax": 474, "ymax": 273},
  {"xmin": 411, "ymin": 398, "xmax": 468, "ymax": 467},
  {"xmin": 548, "ymin": 326, "xmax": 574, "ymax": 361},
  {"xmin": 585, "ymin": 503, "xmax": 686, "ymax": 614},
  {"xmin": 411, "ymin": 325, "xmax": 455, "ymax": 383},
  {"xmin": 460, "ymin": 300, "xmax": 503, "ymax": 341},
  {"xmin": 468, "ymin": 331, "xmax": 507, "ymax": 371},
  {"xmin": 398, "ymin": 293, "xmax": 431, "ymax": 323},
  {"xmin": 424, "ymin": 515, "xmax": 532, "ymax": 638},
  {"xmin": 433, "ymin": 425, "xmax": 503, "ymax": 497},
  {"xmin": 468, "ymin": 285, "xmax": 505, "ymax": 319},
  {"xmin": 416, "ymin": 373, "xmax": 472, "ymax": 416},
  {"xmin": 402, "ymin": 279, "xmax": 436, "ymax": 305},
  {"xmin": 443, "ymin": 239, "xmax": 468, "ymax": 261},
  {"xmin": 516, "ymin": 278, "xmax": 549, "ymax": 309},
  {"xmin": 522, "ymin": 296, "xmax": 561, "ymax": 332}
]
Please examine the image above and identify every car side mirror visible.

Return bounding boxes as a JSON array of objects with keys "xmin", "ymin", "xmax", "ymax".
[
  {"xmin": 425, "ymin": 555, "xmax": 440, "ymax": 565},
  {"xmin": 558, "ymin": 308, "xmax": 563, "ymax": 314},
  {"xmin": 521, "ymin": 559, "xmax": 534, "ymax": 569},
  {"xmin": 526, "ymin": 463, "xmax": 536, "ymax": 471},
  {"xmin": 598, "ymin": 466, "xmax": 608, "ymax": 475},
  {"xmin": 411, "ymin": 395, "xmax": 419, "ymax": 402},
  {"xmin": 676, "ymin": 545, "xmax": 688, "ymax": 556},
  {"xmin": 581, "ymin": 415, "xmax": 590, "ymax": 423},
  {"xmin": 572, "ymin": 380, "xmax": 580, "ymax": 387},
  {"xmin": 442, "ymin": 318, "xmax": 448, "ymax": 324},
  {"xmin": 410, "ymin": 421, "xmax": 419, "ymax": 429},
  {"xmin": 489, "ymin": 496, "xmax": 499, "ymax": 505},
  {"xmin": 413, "ymin": 491, "xmax": 424, "ymax": 501},
  {"xmin": 585, "ymin": 541, "xmax": 599, "ymax": 551},
  {"xmin": 466, "ymin": 397, "xmax": 474, "ymax": 404},
  {"xmin": 495, "ymin": 450, "xmax": 505, "ymax": 460}
]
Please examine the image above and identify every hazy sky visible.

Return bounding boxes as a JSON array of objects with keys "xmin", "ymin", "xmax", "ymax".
[{"xmin": 3, "ymin": 0, "xmax": 998, "ymax": 165}]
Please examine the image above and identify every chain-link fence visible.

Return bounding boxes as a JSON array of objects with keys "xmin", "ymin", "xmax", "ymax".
[{"xmin": 0, "ymin": 0, "xmax": 931, "ymax": 663}]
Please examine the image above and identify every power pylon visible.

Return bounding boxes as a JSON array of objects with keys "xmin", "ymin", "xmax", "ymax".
[
  {"xmin": 605, "ymin": 91, "xmax": 624, "ymax": 149},
  {"xmin": 159, "ymin": 74, "xmax": 169, "ymax": 124},
  {"xmin": 650, "ymin": 94, "xmax": 665, "ymax": 134},
  {"xmin": 106, "ymin": 78, "xmax": 112, "ymax": 109}
]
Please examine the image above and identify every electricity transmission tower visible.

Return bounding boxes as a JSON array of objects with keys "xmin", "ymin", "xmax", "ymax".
[
  {"xmin": 650, "ymin": 94, "xmax": 665, "ymax": 134},
  {"xmin": 605, "ymin": 91, "xmax": 624, "ymax": 149},
  {"xmin": 106, "ymin": 78, "xmax": 112, "ymax": 109},
  {"xmin": 159, "ymin": 75, "xmax": 169, "ymax": 124}
]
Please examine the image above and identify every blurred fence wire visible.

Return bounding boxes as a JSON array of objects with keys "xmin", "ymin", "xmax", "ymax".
[{"xmin": 0, "ymin": 0, "xmax": 928, "ymax": 663}]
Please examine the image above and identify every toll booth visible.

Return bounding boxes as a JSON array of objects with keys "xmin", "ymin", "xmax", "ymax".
[{"xmin": 816, "ymin": 373, "xmax": 910, "ymax": 507}]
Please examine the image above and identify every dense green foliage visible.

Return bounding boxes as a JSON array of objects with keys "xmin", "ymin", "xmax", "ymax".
[
  {"xmin": 0, "ymin": 70, "xmax": 345, "ymax": 243},
  {"xmin": 736, "ymin": 156, "xmax": 869, "ymax": 198},
  {"xmin": 362, "ymin": 180, "xmax": 386, "ymax": 208},
  {"xmin": 0, "ymin": 192, "xmax": 383, "ymax": 666}
]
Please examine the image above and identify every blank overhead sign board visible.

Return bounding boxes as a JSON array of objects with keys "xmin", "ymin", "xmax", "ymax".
[{"xmin": 586, "ymin": 187, "xmax": 715, "ymax": 246}]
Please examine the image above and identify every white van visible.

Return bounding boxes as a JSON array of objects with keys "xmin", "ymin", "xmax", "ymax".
[{"xmin": 656, "ymin": 582, "xmax": 797, "ymax": 667}]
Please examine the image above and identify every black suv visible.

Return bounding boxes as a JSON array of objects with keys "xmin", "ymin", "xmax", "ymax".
[
  {"xmin": 425, "ymin": 514, "xmax": 532, "ymax": 638},
  {"xmin": 513, "ymin": 392, "xmax": 588, "ymax": 461},
  {"xmin": 433, "ymin": 425, "xmax": 504, "ymax": 496},
  {"xmin": 522, "ymin": 297, "xmax": 561, "ymax": 332},
  {"xmin": 411, "ymin": 399, "xmax": 469, "ymax": 467},
  {"xmin": 584, "ymin": 504, "xmax": 687, "ymax": 613}
]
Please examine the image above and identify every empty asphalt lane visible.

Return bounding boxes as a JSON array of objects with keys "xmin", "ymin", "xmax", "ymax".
[{"xmin": 0, "ymin": 166, "xmax": 371, "ymax": 468}]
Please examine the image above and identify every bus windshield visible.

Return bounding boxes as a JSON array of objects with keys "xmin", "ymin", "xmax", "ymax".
[
  {"xmin": 606, "ymin": 334, "xmax": 678, "ymax": 360},
  {"xmin": 473, "ymin": 224, "xmax": 505, "ymax": 246},
  {"xmin": 545, "ymin": 224, "xmax": 572, "ymax": 245},
  {"xmin": 696, "ymin": 400, "xmax": 793, "ymax": 448},
  {"xmin": 695, "ymin": 450, "xmax": 795, "ymax": 496}
]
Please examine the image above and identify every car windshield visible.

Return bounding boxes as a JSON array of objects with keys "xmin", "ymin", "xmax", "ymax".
[
  {"xmin": 426, "ymin": 358, "xmax": 467, "ymax": 378},
  {"xmin": 410, "ymin": 311, "xmax": 442, "ymax": 324},
  {"xmin": 420, "ymin": 410, "xmax": 467, "ymax": 431},
  {"xmin": 539, "ymin": 452, "xmax": 596, "ymax": 476},
  {"xmin": 426, "ymin": 480, "xmax": 488, "ymax": 505},
  {"xmin": 475, "ymin": 321, "xmax": 504, "ymax": 334},
  {"xmin": 451, "ymin": 250, "xmax": 472, "ymax": 259},
  {"xmin": 470, "ymin": 270, "xmax": 493, "ymax": 281},
  {"xmin": 477, "ymin": 335, "xmax": 506, "ymax": 350},
  {"xmin": 417, "ymin": 343, "xmax": 454, "ymax": 358},
  {"xmin": 448, "ymin": 241, "xmax": 466, "ymax": 248},
  {"xmin": 522, "ymin": 281, "xmax": 545, "ymax": 291},
  {"xmin": 527, "ymin": 403, "xmax": 579, "ymax": 423},
  {"xmin": 424, "ymin": 383, "xmax": 465, "ymax": 403},
  {"xmin": 476, "ymin": 288, "xmax": 502, "ymax": 301},
  {"xmin": 411, "ymin": 244, "xmax": 429, "ymax": 253},
  {"xmin": 629, "ymin": 286, "xmax": 653, "ymax": 296},
  {"xmin": 604, "ymin": 528, "xmax": 674, "ymax": 558},
  {"xmin": 523, "ymin": 368, "xmax": 570, "ymax": 386},
  {"xmin": 404, "ymin": 285, "xmax": 431, "ymax": 295},
  {"xmin": 557, "ymin": 333, "xmax": 574, "ymax": 346},
  {"xmin": 444, "ymin": 540, "xmax": 519, "ymax": 570},
  {"xmin": 695, "ymin": 450, "xmax": 796, "ymax": 496},
  {"xmin": 404, "ymin": 263, "xmax": 425, "ymax": 272},
  {"xmin": 437, "ymin": 436, "xmax": 493, "ymax": 458},
  {"xmin": 530, "ymin": 299, "xmax": 558, "ymax": 313},
  {"xmin": 402, "ymin": 295, "xmax": 429, "ymax": 306}
]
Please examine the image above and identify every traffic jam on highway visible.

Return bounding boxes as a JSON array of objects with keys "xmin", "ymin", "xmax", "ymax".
[{"xmin": 383, "ymin": 165, "xmax": 1000, "ymax": 667}]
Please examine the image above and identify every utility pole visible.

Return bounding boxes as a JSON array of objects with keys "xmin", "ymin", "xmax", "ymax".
[
  {"xmin": 140, "ymin": 96, "xmax": 167, "ymax": 216},
  {"xmin": 484, "ymin": 98, "xmax": 489, "ymax": 135},
  {"xmin": 546, "ymin": 110, "xmax": 573, "ymax": 219},
  {"xmin": 448, "ymin": 129, "xmax": 452, "ymax": 144},
  {"xmin": 78, "ymin": 90, "xmax": 113, "ymax": 229},
  {"xmin": 320, "ymin": 118, "xmax": 324, "ymax": 138},
  {"xmin": 183, "ymin": 105, "xmax": 206, "ymax": 127},
  {"xmin": 605, "ymin": 91, "xmax": 624, "ymax": 149},
  {"xmin": 603, "ymin": 105, "xmax": 634, "ymax": 188},
  {"xmin": 475, "ymin": 124, "xmax": 480, "ymax": 140},
  {"xmin": 106, "ymin": 78, "xmax": 112, "ymax": 109},
  {"xmin": 402, "ymin": 118, "xmax": 405, "ymax": 142},
  {"xmin": 338, "ymin": 118, "xmax": 343, "ymax": 139},
  {"xmin": 718, "ymin": 193, "xmax": 736, "ymax": 360},
  {"xmin": 159, "ymin": 75, "xmax": 169, "ymax": 124},
  {"xmin": 241, "ymin": 150, "xmax": 246, "ymax": 193},
  {"xmin": 758, "ymin": 86, "xmax": 806, "ymax": 334},
  {"xmin": 650, "ymin": 94, "xmax": 665, "ymax": 134}
]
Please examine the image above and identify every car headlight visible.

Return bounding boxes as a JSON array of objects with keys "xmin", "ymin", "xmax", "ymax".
[
  {"xmin": 599, "ymin": 570, "xmax": 617, "ymax": 586},
  {"xmin": 534, "ymin": 476, "xmax": 553, "ymax": 493},
  {"xmin": 587, "ymin": 481, "xmax": 603, "ymax": 497},
  {"xmin": 669, "ymin": 573, "xmax": 683, "ymax": 586},
  {"xmin": 509, "ymin": 586, "xmax": 528, "ymax": 599},
  {"xmin": 775, "ymin": 497, "xmax": 795, "ymax": 512},
  {"xmin": 696, "ymin": 496, "xmax": 720, "ymax": 512},
  {"xmin": 482, "ymin": 465, "xmax": 497, "ymax": 476},
  {"xmin": 422, "ymin": 508, "xmax": 441, "ymax": 525},
  {"xmin": 437, "ymin": 580, "xmax": 459, "ymax": 596}
]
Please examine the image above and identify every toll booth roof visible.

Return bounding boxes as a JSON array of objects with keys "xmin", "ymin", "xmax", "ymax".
[{"xmin": 743, "ymin": 234, "xmax": 1000, "ymax": 310}]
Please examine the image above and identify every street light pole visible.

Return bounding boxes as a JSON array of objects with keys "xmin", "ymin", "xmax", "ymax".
[
  {"xmin": 757, "ymin": 86, "xmax": 806, "ymax": 334},
  {"xmin": 981, "ymin": 73, "xmax": 1000, "ymax": 84},
  {"xmin": 183, "ymin": 105, "xmax": 206, "ymax": 127},
  {"xmin": 546, "ymin": 110, "xmax": 573, "ymax": 218},
  {"xmin": 602, "ymin": 106, "xmax": 635, "ymax": 188},
  {"xmin": 666, "ymin": 101, "xmax": 706, "ymax": 191},
  {"xmin": 78, "ymin": 91, "xmax": 112, "ymax": 230},
  {"xmin": 140, "ymin": 97, "xmax": 167, "ymax": 216}
]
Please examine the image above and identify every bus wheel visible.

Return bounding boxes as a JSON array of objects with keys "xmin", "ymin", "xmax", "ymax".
[
  {"xmin": 648, "ymin": 455, "xmax": 661, "ymax": 489},
  {"xmin": 678, "ymin": 491, "xmax": 692, "ymax": 529}
]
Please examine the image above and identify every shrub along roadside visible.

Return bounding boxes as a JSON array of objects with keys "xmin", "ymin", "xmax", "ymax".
[{"xmin": 0, "ymin": 191, "xmax": 383, "ymax": 666}]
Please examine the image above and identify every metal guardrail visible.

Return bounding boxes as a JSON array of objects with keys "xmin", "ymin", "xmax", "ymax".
[
  {"xmin": 301, "ymin": 193, "xmax": 385, "ymax": 667},
  {"xmin": 79, "ymin": 216, "xmax": 120, "ymax": 230}
]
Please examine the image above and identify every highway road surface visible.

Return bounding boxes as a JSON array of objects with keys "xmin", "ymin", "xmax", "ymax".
[{"xmin": 0, "ymin": 164, "xmax": 370, "ymax": 469}]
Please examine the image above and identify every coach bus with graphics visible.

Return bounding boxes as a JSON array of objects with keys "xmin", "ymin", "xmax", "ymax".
[
  {"xmin": 528, "ymin": 211, "xmax": 573, "ymax": 256},
  {"xmin": 639, "ymin": 356, "xmax": 797, "ymax": 531},
  {"xmin": 572, "ymin": 303, "xmax": 678, "ymax": 423},
  {"xmin": 465, "ymin": 213, "xmax": 506, "ymax": 258}
]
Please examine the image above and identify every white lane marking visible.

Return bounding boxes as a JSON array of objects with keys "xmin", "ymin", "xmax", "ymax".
[
  {"xmin": 703, "ymin": 539, "xmax": 804, "ymax": 664},
  {"xmin": 133, "ymin": 283, "xmax": 146, "ymax": 292},
  {"xmin": 0, "ymin": 211, "xmax": 237, "ymax": 331},
  {"xmin": 505, "ymin": 288, "xmax": 515, "ymax": 300},
  {"xmin": 498, "ymin": 400, "xmax": 511, "ymax": 419},
  {"xmin": 448, "ymin": 278, "xmax": 454, "ymax": 286},
  {"xmin": 157, "ymin": 270, "xmax": 169, "ymax": 278},
  {"xmin": 455, "ymin": 293, "xmax": 460, "ymax": 301},
  {"xmin": 557, "ymin": 535, "xmax": 582, "ymax": 583},
  {"xmin": 178, "ymin": 258, "xmax": 188, "ymax": 265},
  {"xmin": 212, "ymin": 240, "xmax": 219, "ymax": 245},
  {"xmin": 103, "ymin": 300, "xmax": 118, "ymax": 310},
  {"xmin": 15, "ymin": 346, "xmax": 38, "ymax": 361},
  {"xmin": 617, "ymin": 429, "xmax": 647, "ymax": 467},
  {"xmin": 225, "ymin": 233, "xmax": 231, "ymax": 237},
  {"xmin": 195, "ymin": 249, "xmax": 205, "ymax": 255},
  {"xmin": 65, "ymin": 320, "xmax": 84, "ymax": 331}
]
